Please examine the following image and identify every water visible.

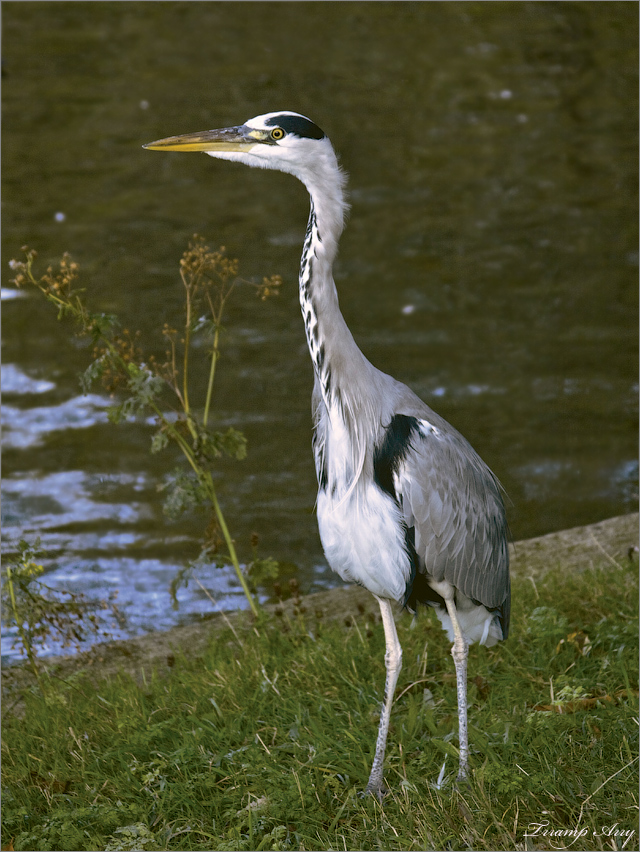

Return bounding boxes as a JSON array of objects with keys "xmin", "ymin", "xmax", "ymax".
[{"xmin": 2, "ymin": 3, "xmax": 637, "ymax": 660}]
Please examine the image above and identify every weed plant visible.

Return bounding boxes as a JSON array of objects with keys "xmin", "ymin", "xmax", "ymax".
[
  {"xmin": 7, "ymin": 242, "xmax": 283, "ymax": 643},
  {"xmin": 2, "ymin": 558, "xmax": 637, "ymax": 851},
  {"xmin": 1, "ymin": 540, "xmax": 122, "ymax": 691}
]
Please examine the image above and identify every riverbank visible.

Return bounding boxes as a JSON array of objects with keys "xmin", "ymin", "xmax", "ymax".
[
  {"xmin": 2, "ymin": 512, "xmax": 638, "ymax": 851},
  {"xmin": 3, "ymin": 512, "xmax": 637, "ymax": 717}
]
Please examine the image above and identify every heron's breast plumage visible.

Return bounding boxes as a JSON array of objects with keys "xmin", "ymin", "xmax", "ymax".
[{"xmin": 317, "ymin": 479, "xmax": 413, "ymax": 603}]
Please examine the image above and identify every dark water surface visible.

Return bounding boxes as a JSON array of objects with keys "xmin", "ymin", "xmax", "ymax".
[{"xmin": 2, "ymin": 3, "xmax": 637, "ymax": 658}]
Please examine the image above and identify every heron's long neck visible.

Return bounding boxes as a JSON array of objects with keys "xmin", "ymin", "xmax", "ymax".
[{"xmin": 299, "ymin": 193, "xmax": 371, "ymax": 413}]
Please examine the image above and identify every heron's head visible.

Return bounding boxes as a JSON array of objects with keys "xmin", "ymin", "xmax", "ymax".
[
  {"xmin": 144, "ymin": 111, "xmax": 340, "ymax": 186},
  {"xmin": 145, "ymin": 110, "xmax": 348, "ymax": 245}
]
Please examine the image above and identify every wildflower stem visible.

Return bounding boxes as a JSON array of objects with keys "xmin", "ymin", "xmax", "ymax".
[
  {"xmin": 203, "ymin": 325, "xmax": 220, "ymax": 429},
  {"xmin": 182, "ymin": 271, "xmax": 192, "ymax": 417},
  {"xmin": 208, "ymin": 477, "xmax": 259, "ymax": 616},
  {"xmin": 146, "ymin": 402, "xmax": 258, "ymax": 616}
]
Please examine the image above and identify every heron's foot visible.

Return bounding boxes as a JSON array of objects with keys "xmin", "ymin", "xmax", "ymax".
[{"xmin": 361, "ymin": 781, "xmax": 388, "ymax": 803}]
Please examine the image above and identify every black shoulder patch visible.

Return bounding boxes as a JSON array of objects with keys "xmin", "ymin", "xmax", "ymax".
[
  {"xmin": 265, "ymin": 114, "xmax": 325, "ymax": 140},
  {"xmin": 373, "ymin": 414, "xmax": 419, "ymax": 501}
]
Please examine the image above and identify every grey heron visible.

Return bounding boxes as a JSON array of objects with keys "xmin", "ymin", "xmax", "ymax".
[{"xmin": 144, "ymin": 111, "xmax": 510, "ymax": 799}]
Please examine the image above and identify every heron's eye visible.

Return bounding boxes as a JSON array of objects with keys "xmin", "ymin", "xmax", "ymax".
[{"xmin": 270, "ymin": 128, "xmax": 285, "ymax": 141}]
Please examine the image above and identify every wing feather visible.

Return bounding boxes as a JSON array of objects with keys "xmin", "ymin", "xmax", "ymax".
[{"xmin": 395, "ymin": 417, "xmax": 510, "ymax": 611}]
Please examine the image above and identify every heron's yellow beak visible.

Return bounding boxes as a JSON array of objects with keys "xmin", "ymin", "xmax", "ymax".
[{"xmin": 143, "ymin": 126, "xmax": 263, "ymax": 153}]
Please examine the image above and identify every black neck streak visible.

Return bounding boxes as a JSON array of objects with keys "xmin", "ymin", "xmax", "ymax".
[{"xmin": 300, "ymin": 202, "xmax": 332, "ymax": 401}]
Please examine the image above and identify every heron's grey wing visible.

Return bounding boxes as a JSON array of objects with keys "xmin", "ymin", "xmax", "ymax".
[{"xmin": 381, "ymin": 414, "xmax": 509, "ymax": 610}]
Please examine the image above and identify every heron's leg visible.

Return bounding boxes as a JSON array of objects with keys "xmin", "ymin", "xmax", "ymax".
[
  {"xmin": 366, "ymin": 596, "xmax": 402, "ymax": 801},
  {"xmin": 444, "ymin": 597, "xmax": 469, "ymax": 780}
]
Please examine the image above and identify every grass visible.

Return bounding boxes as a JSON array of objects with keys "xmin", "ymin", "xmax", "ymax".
[{"xmin": 2, "ymin": 559, "xmax": 638, "ymax": 851}]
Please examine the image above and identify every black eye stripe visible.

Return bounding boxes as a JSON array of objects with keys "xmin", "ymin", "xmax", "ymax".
[{"xmin": 264, "ymin": 114, "xmax": 325, "ymax": 140}]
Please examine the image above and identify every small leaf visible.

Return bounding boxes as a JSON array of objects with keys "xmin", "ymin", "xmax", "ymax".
[
  {"xmin": 198, "ymin": 426, "xmax": 248, "ymax": 461},
  {"xmin": 80, "ymin": 356, "xmax": 108, "ymax": 393},
  {"xmin": 107, "ymin": 404, "xmax": 126, "ymax": 424},
  {"xmin": 150, "ymin": 429, "xmax": 169, "ymax": 454},
  {"xmin": 555, "ymin": 629, "xmax": 592, "ymax": 656},
  {"xmin": 161, "ymin": 469, "xmax": 209, "ymax": 519},
  {"xmin": 247, "ymin": 557, "xmax": 281, "ymax": 588}
]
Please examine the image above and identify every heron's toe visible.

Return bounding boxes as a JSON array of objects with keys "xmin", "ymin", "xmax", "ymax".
[{"xmin": 362, "ymin": 782, "xmax": 388, "ymax": 803}]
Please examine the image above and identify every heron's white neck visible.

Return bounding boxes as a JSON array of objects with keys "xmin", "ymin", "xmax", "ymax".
[
  {"xmin": 296, "ymin": 149, "xmax": 389, "ymax": 502},
  {"xmin": 298, "ymin": 170, "xmax": 372, "ymax": 416}
]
